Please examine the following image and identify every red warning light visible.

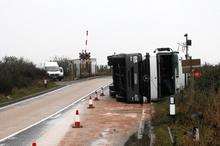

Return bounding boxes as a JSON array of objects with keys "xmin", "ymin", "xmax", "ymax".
[{"xmin": 193, "ymin": 69, "xmax": 202, "ymax": 79}]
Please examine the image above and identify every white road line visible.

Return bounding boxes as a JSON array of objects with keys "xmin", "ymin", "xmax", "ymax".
[
  {"xmin": 81, "ymin": 98, "xmax": 87, "ymax": 102},
  {"xmin": 51, "ymin": 114, "xmax": 62, "ymax": 119},
  {"xmin": 0, "ymin": 82, "xmax": 111, "ymax": 143}
]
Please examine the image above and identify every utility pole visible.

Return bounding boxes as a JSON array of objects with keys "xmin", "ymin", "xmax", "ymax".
[
  {"xmin": 184, "ymin": 33, "xmax": 192, "ymax": 86},
  {"xmin": 184, "ymin": 33, "xmax": 189, "ymax": 60}
]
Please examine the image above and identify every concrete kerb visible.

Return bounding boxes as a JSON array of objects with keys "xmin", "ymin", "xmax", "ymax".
[
  {"xmin": 0, "ymin": 82, "xmax": 112, "ymax": 143},
  {"xmin": 136, "ymin": 103, "xmax": 155, "ymax": 146}
]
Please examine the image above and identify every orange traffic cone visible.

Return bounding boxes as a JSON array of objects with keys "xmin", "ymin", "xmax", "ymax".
[
  {"xmin": 72, "ymin": 110, "xmax": 83, "ymax": 128},
  {"xmin": 94, "ymin": 91, "xmax": 99, "ymax": 101},
  {"xmin": 87, "ymin": 96, "xmax": 95, "ymax": 108},
  {"xmin": 100, "ymin": 87, "xmax": 105, "ymax": 96},
  {"xmin": 32, "ymin": 142, "xmax": 37, "ymax": 146}
]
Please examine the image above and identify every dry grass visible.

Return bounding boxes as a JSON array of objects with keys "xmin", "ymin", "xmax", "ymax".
[
  {"xmin": 153, "ymin": 64, "xmax": 220, "ymax": 146},
  {"xmin": 0, "ymin": 81, "xmax": 58, "ymax": 106}
]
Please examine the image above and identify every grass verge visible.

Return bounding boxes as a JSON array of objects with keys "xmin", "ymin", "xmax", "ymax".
[
  {"xmin": 0, "ymin": 81, "xmax": 58, "ymax": 107},
  {"xmin": 152, "ymin": 88, "xmax": 220, "ymax": 146}
]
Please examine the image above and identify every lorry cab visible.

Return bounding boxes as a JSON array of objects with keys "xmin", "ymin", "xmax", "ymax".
[{"xmin": 149, "ymin": 48, "xmax": 185, "ymax": 100}]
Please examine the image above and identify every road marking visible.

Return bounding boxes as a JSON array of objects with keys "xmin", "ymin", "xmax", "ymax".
[
  {"xmin": 50, "ymin": 114, "xmax": 62, "ymax": 119},
  {"xmin": 81, "ymin": 98, "xmax": 87, "ymax": 102},
  {"xmin": 0, "ymin": 82, "xmax": 112, "ymax": 143}
]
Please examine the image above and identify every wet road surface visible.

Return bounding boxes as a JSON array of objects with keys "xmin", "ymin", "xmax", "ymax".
[
  {"xmin": 0, "ymin": 77, "xmax": 152, "ymax": 146},
  {"xmin": 0, "ymin": 77, "xmax": 111, "ymax": 144},
  {"xmin": 0, "ymin": 93, "xmax": 92, "ymax": 146}
]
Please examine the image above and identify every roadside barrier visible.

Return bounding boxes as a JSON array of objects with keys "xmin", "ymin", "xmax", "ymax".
[
  {"xmin": 94, "ymin": 91, "xmax": 99, "ymax": 101},
  {"xmin": 87, "ymin": 96, "xmax": 95, "ymax": 108},
  {"xmin": 100, "ymin": 87, "xmax": 105, "ymax": 96},
  {"xmin": 72, "ymin": 110, "xmax": 83, "ymax": 128}
]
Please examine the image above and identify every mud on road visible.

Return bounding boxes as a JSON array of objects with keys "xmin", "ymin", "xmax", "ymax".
[{"xmin": 58, "ymin": 93, "xmax": 152, "ymax": 146}]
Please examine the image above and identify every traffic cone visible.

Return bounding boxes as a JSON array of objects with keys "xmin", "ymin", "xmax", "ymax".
[
  {"xmin": 72, "ymin": 110, "xmax": 83, "ymax": 128},
  {"xmin": 32, "ymin": 142, "xmax": 37, "ymax": 146},
  {"xmin": 94, "ymin": 91, "xmax": 99, "ymax": 101},
  {"xmin": 87, "ymin": 96, "xmax": 95, "ymax": 108},
  {"xmin": 100, "ymin": 87, "xmax": 105, "ymax": 96}
]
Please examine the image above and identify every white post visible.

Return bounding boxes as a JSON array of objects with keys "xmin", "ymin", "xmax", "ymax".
[
  {"xmin": 195, "ymin": 127, "xmax": 199, "ymax": 141},
  {"xmin": 169, "ymin": 96, "xmax": 175, "ymax": 116}
]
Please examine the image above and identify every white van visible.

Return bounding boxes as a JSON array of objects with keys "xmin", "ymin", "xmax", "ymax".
[{"xmin": 44, "ymin": 62, "xmax": 64, "ymax": 81}]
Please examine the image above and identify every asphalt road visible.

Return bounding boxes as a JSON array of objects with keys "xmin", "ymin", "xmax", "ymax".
[
  {"xmin": 0, "ymin": 77, "xmax": 112, "ymax": 143},
  {"xmin": 0, "ymin": 88, "xmax": 98, "ymax": 146},
  {"xmin": 0, "ymin": 85, "xmax": 152, "ymax": 146}
]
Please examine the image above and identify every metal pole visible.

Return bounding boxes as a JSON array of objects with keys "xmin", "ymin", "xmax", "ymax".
[
  {"xmin": 184, "ymin": 33, "xmax": 188, "ymax": 86},
  {"xmin": 185, "ymin": 34, "xmax": 189, "ymax": 60}
]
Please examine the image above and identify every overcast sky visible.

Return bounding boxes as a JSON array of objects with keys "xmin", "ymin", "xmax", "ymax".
[{"xmin": 0, "ymin": 0, "xmax": 219, "ymax": 65}]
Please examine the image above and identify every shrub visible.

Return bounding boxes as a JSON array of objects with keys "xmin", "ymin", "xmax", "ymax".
[
  {"xmin": 194, "ymin": 63, "xmax": 220, "ymax": 94},
  {"xmin": 0, "ymin": 56, "xmax": 46, "ymax": 95}
]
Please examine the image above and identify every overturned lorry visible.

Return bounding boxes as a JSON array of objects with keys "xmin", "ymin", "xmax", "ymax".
[
  {"xmin": 107, "ymin": 53, "xmax": 143, "ymax": 103},
  {"xmin": 107, "ymin": 48, "xmax": 185, "ymax": 103}
]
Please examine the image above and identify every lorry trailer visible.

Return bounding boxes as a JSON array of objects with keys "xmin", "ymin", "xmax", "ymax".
[{"xmin": 107, "ymin": 53, "xmax": 143, "ymax": 103}]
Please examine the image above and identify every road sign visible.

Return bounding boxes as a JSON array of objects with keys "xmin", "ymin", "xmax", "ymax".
[
  {"xmin": 187, "ymin": 40, "xmax": 192, "ymax": 46},
  {"xmin": 182, "ymin": 59, "xmax": 201, "ymax": 73},
  {"xmin": 182, "ymin": 59, "xmax": 201, "ymax": 66}
]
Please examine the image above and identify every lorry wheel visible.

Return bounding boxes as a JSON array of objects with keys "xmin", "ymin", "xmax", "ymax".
[
  {"xmin": 109, "ymin": 90, "xmax": 116, "ymax": 98},
  {"xmin": 116, "ymin": 97, "xmax": 126, "ymax": 102}
]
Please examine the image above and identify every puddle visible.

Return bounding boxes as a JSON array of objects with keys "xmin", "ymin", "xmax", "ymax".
[
  {"xmin": 100, "ymin": 128, "xmax": 117, "ymax": 137},
  {"xmin": 91, "ymin": 138, "xmax": 109, "ymax": 146},
  {"xmin": 102, "ymin": 112, "xmax": 120, "ymax": 116},
  {"xmin": 124, "ymin": 113, "xmax": 137, "ymax": 118}
]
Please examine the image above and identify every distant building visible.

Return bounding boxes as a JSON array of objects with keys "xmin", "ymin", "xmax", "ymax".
[{"xmin": 70, "ymin": 58, "xmax": 97, "ymax": 79}]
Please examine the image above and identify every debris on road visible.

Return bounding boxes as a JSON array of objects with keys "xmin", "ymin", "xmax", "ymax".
[{"xmin": 59, "ymin": 91, "xmax": 152, "ymax": 146}]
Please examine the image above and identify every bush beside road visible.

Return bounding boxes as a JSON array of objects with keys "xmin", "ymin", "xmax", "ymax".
[
  {"xmin": 152, "ymin": 63, "xmax": 220, "ymax": 146},
  {"xmin": 0, "ymin": 56, "xmax": 46, "ymax": 95},
  {"xmin": 0, "ymin": 56, "xmax": 60, "ymax": 107}
]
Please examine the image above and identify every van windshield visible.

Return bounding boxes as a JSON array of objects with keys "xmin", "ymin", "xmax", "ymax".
[{"xmin": 45, "ymin": 67, "xmax": 60, "ymax": 72}]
